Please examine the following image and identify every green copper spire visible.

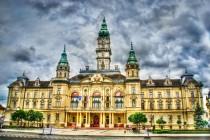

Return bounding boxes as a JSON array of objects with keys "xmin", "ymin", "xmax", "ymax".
[
  {"xmin": 98, "ymin": 17, "xmax": 110, "ymax": 37},
  {"xmin": 127, "ymin": 42, "xmax": 138, "ymax": 65},
  {"xmin": 59, "ymin": 45, "xmax": 68, "ymax": 65}
]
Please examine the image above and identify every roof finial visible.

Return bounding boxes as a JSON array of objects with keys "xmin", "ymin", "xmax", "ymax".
[
  {"xmin": 22, "ymin": 71, "xmax": 26, "ymax": 77},
  {"xmin": 185, "ymin": 68, "xmax": 188, "ymax": 74},
  {"xmin": 131, "ymin": 42, "xmax": 133, "ymax": 50},
  {"xmin": 64, "ymin": 44, "xmax": 66, "ymax": 53},
  {"xmin": 103, "ymin": 16, "xmax": 106, "ymax": 23}
]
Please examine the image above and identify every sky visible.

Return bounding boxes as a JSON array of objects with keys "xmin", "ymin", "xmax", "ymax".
[{"xmin": 1, "ymin": 0, "xmax": 210, "ymax": 106}]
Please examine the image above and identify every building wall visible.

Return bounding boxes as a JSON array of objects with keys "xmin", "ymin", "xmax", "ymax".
[{"xmin": 5, "ymin": 76, "xmax": 202, "ymax": 130}]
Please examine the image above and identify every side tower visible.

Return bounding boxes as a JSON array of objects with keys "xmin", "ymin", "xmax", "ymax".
[
  {"xmin": 96, "ymin": 17, "xmax": 111, "ymax": 70},
  {"xmin": 125, "ymin": 42, "xmax": 140, "ymax": 79},
  {"xmin": 56, "ymin": 45, "xmax": 70, "ymax": 79}
]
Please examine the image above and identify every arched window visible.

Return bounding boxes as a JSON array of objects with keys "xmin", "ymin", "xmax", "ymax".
[
  {"xmin": 141, "ymin": 100, "xmax": 145, "ymax": 110},
  {"xmin": 92, "ymin": 92, "xmax": 101, "ymax": 109},
  {"xmin": 71, "ymin": 92, "xmax": 79, "ymax": 108},
  {"xmin": 132, "ymin": 99, "xmax": 136, "ymax": 107},
  {"xmin": 115, "ymin": 91, "xmax": 123, "ymax": 108}
]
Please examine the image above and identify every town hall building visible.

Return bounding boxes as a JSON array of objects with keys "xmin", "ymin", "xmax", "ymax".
[{"xmin": 5, "ymin": 18, "xmax": 203, "ymax": 129}]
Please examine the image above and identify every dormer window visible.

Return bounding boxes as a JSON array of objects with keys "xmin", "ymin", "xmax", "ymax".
[
  {"xmin": 146, "ymin": 76, "xmax": 155, "ymax": 86},
  {"xmin": 35, "ymin": 77, "xmax": 40, "ymax": 86},
  {"xmin": 164, "ymin": 75, "xmax": 172, "ymax": 86}
]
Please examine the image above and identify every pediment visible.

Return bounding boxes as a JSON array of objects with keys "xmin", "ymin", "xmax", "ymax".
[{"xmin": 80, "ymin": 74, "xmax": 113, "ymax": 83}]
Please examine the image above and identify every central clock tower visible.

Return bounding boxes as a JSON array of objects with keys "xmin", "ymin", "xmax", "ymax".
[{"xmin": 96, "ymin": 17, "xmax": 111, "ymax": 70}]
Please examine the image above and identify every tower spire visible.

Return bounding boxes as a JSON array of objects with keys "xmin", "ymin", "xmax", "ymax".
[
  {"xmin": 56, "ymin": 45, "xmax": 70, "ymax": 79},
  {"xmin": 127, "ymin": 42, "xmax": 138, "ymax": 65},
  {"xmin": 98, "ymin": 16, "xmax": 109, "ymax": 37},
  {"xmin": 125, "ymin": 42, "xmax": 140, "ymax": 79},
  {"xmin": 96, "ymin": 17, "xmax": 111, "ymax": 70}
]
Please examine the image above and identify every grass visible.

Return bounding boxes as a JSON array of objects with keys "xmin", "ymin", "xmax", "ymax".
[{"xmin": 152, "ymin": 129, "xmax": 210, "ymax": 134}]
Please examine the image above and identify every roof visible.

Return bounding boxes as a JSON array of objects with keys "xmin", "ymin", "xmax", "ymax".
[
  {"xmin": 0, "ymin": 104, "xmax": 6, "ymax": 110},
  {"xmin": 69, "ymin": 73, "xmax": 126, "ymax": 84},
  {"xmin": 140, "ymin": 79, "xmax": 181, "ymax": 87},
  {"xmin": 9, "ymin": 80, "xmax": 51, "ymax": 88},
  {"xmin": 98, "ymin": 17, "xmax": 109, "ymax": 37},
  {"xmin": 27, "ymin": 81, "xmax": 51, "ymax": 88}
]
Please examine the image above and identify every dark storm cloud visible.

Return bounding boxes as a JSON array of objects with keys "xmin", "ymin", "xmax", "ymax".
[
  {"xmin": 12, "ymin": 46, "xmax": 36, "ymax": 62},
  {"xmin": 27, "ymin": 0, "xmax": 61, "ymax": 15}
]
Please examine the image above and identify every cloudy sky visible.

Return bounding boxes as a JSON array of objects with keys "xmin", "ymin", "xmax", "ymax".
[{"xmin": 1, "ymin": 0, "xmax": 210, "ymax": 106}]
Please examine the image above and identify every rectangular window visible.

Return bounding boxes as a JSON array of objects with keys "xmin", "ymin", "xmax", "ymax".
[
  {"xmin": 13, "ymin": 101, "xmax": 17, "ymax": 108},
  {"xmin": 33, "ymin": 101, "xmax": 36, "ymax": 108},
  {"xmin": 26, "ymin": 100, "xmax": 29, "ymax": 108},
  {"xmin": 56, "ymin": 99, "xmax": 61, "ymax": 107},
  {"xmin": 41, "ymin": 93, "xmax": 45, "ymax": 98},
  {"xmin": 158, "ymin": 101, "xmax": 163, "ymax": 109},
  {"xmin": 132, "ymin": 99, "xmax": 136, "ymax": 107},
  {"xmin": 34, "ymin": 93, "xmax": 37, "ymax": 98},
  {"xmin": 26, "ymin": 93, "xmax": 30, "ymax": 98},
  {"xmin": 176, "ymin": 100, "xmax": 181, "ymax": 109},
  {"xmin": 158, "ymin": 92, "xmax": 162, "ymax": 98},
  {"xmin": 167, "ymin": 102, "xmax": 172, "ymax": 109},
  {"xmin": 56, "ymin": 113, "xmax": 59, "ymax": 121},
  {"xmin": 149, "ymin": 93, "xmax": 153, "ymax": 98},
  {"xmin": 47, "ymin": 114, "xmax": 51, "ymax": 122},
  {"xmin": 40, "ymin": 101, "xmax": 45, "ymax": 109},
  {"xmin": 166, "ymin": 89, "xmax": 171, "ymax": 98},
  {"xmin": 140, "ymin": 93, "xmax": 144, "ymax": 99},
  {"xmin": 48, "ymin": 91, "xmax": 52, "ymax": 98},
  {"xmin": 48, "ymin": 102, "xmax": 51, "ymax": 109},
  {"xmin": 131, "ymin": 87, "xmax": 136, "ymax": 94},
  {"xmin": 141, "ymin": 100, "xmax": 145, "ymax": 110},
  {"xmin": 168, "ymin": 115, "xmax": 172, "ymax": 123},
  {"xmin": 191, "ymin": 91, "xmax": 194, "ymax": 98},
  {"xmin": 149, "ymin": 101, "xmax": 154, "ymax": 110},
  {"xmin": 176, "ymin": 92, "xmax": 180, "ymax": 98},
  {"xmin": 177, "ymin": 115, "xmax": 181, "ymax": 121},
  {"xmin": 57, "ymin": 88, "xmax": 61, "ymax": 94},
  {"xmin": 14, "ymin": 90, "xmax": 18, "ymax": 97},
  {"xmin": 115, "ymin": 97, "xmax": 123, "ymax": 108}
]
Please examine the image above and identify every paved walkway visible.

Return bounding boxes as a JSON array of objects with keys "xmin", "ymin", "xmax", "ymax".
[{"xmin": 1, "ymin": 128, "xmax": 210, "ymax": 137}]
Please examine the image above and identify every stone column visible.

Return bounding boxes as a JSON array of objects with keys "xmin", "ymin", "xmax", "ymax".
[
  {"xmin": 76, "ymin": 112, "xmax": 79, "ymax": 127},
  {"xmin": 64, "ymin": 112, "xmax": 67, "ymax": 127},
  {"xmin": 103, "ymin": 113, "xmax": 106, "ymax": 128},
  {"xmin": 111, "ymin": 113, "xmax": 114, "ymax": 128},
  {"xmin": 109, "ymin": 113, "xmax": 111, "ymax": 128},
  {"xmin": 88, "ymin": 112, "xmax": 91, "ymax": 127},
  {"xmin": 79, "ymin": 112, "xmax": 82, "ymax": 128},
  {"xmin": 85, "ymin": 112, "xmax": 89, "ymax": 128},
  {"xmin": 101, "ymin": 113, "xmax": 105, "ymax": 128},
  {"xmin": 100, "ymin": 113, "xmax": 102, "ymax": 128}
]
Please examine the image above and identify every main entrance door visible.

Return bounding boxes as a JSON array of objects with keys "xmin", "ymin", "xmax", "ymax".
[{"xmin": 93, "ymin": 115, "xmax": 99, "ymax": 127}]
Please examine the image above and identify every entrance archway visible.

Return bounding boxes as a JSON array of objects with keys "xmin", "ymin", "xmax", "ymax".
[{"xmin": 93, "ymin": 115, "xmax": 99, "ymax": 127}]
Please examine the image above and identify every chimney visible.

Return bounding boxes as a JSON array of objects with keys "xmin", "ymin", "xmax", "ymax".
[
  {"xmin": 85, "ymin": 65, "xmax": 89, "ymax": 71},
  {"xmin": 115, "ymin": 65, "xmax": 119, "ymax": 70}
]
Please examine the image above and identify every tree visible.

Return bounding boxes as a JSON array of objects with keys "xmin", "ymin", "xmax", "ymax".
[
  {"xmin": 25, "ymin": 110, "xmax": 36, "ymax": 127},
  {"xmin": 11, "ymin": 110, "xmax": 26, "ymax": 127},
  {"xmin": 128, "ymin": 112, "xmax": 147, "ymax": 131},
  {"xmin": 156, "ymin": 117, "xmax": 166, "ymax": 129},
  {"xmin": 35, "ymin": 111, "xmax": 43, "ymax": 127},
  {"xmin": 177, "ymin": 120, "xmax": 182, "ymax": 129},
  {"xmin": 194, "ymin": 103, "xmax": 208, "ymax": 129},
  {"xmin": 11, "ymin": 109, "xmax": 44, "ymax": 128}
]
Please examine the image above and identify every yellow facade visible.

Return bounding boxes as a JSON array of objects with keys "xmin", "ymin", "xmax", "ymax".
[{"xmin": 5, "ymin": 18, "xmax": 203, "ymax": 130}]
